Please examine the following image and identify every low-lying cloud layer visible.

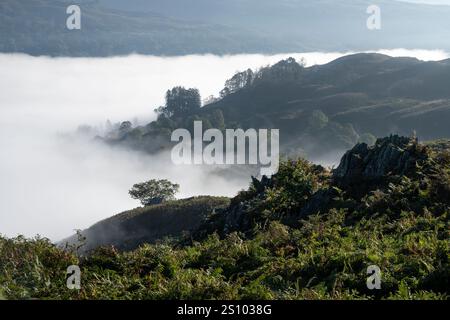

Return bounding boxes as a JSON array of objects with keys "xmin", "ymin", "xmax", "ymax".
[{"xmin": 0, "ymin": 49, "xmax": 448, "ymax": 240}]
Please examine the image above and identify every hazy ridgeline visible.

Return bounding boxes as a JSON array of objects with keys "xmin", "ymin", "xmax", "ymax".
[
  {"xmin": 0, "ymin": 49, "xmax": 448, "ymax": 240},
  {"xmin": 4, "ymin": 0, "xmax": 450, "ymax": 56}
]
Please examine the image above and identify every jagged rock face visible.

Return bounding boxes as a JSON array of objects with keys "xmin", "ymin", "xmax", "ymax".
[{"xmin": 333, "ymin": 135, "xmax": 426, "ymax": 190}]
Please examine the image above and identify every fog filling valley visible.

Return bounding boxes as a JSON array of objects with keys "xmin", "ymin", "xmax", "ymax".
[{"xmin": 0, "ymin": 49, "xmax": 448, "ymax": 241}]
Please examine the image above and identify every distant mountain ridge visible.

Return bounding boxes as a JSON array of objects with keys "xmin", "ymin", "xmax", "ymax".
[
  {"xmin": 2, "ymin": 0, "xmax": 450, "ymax": 56},
  {"xmin": 0, "ymin": 0, "xmax": 278, "ymax": 56}
]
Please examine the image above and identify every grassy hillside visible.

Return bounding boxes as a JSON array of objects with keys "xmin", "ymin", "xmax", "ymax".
[
  {"xmin": 109, "ymin": 54, "xmax": 450, "ymax": 161},
  {"xmin": 0, "ymin": 136, "xmax": 448, "ymax": 300},
  {"xmin": 62, "ymin": 196, "xmax": 230, "ymax": 252}
]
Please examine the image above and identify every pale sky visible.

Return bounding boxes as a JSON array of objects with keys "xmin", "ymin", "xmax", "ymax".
[{"xmin": 399, "ymin": 0, "xmax": 450, "ymax": 5}]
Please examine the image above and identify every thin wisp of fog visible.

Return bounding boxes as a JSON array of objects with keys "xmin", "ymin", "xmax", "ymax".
[{"xmin": 0, "ymin": 49, "xmax": 448, "ymax": 241}]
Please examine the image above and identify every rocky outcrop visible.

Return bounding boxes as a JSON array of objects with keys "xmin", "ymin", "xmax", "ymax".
[
  {"xmin": 195, "ymin": 135, "xmax": 434, "ymax": 238},
  {"xmin": 332, "ymin": 135, "xmax": 427, "ymax": 196}
]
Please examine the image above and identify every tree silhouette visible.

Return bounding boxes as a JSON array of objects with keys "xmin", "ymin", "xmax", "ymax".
[
  {"xmin": 157, "ymin": 87, "xmax": 201, "ymax": 118},
  {"xmin": 129, "ymin": 179, "xmax": 180, "ymax": 206}
]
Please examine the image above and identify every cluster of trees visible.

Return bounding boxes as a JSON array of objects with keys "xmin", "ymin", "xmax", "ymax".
[
  {"xmin": 152, "ymin": 58, "xmax": 305, "ymax": 119},
  {"xmin": 219, "ymin": 58, "xmax": 306, "ymax": 98},
  {"xmin": 120, "ymin": 58, "xmax": 306, "ymax": 129},
  {"xmin": 255, "ymin": 57, "xmax": 306, "ymax": 83},
  {"xmin": 149, "ymin": 85, "xmax": 225, "ymax": 137},
  {"xmin": 155, "ymin": 87, "xmax": 201, "ymax": 119},
  {"xmin": 220, "ymin": 69, "xmax": 254, "ymax": 98}
]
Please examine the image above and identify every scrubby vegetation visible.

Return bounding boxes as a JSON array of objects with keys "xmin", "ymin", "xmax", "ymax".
[{"xmin": 0, "ymin": 136, "xmax": 448, "ymax": 300}]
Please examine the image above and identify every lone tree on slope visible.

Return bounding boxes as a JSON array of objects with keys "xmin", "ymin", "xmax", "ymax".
[{"xmin": 129, "ymin": 179, "xmax": 180, "ymax": 206}]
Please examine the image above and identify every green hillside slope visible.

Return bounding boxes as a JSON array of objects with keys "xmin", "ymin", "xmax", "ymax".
[
  {"xmin": 62, "ymin": 196, "xmax": 230, "ymax": 252},
  {"xmin": 1, "ymin": 136, "xmax": 448, "ymax": 300}
]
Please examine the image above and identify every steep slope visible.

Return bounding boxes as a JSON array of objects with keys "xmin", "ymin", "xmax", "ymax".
[{"xmin": 62, "ymin": 196, "xmax": 230, "ymax": 252}]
